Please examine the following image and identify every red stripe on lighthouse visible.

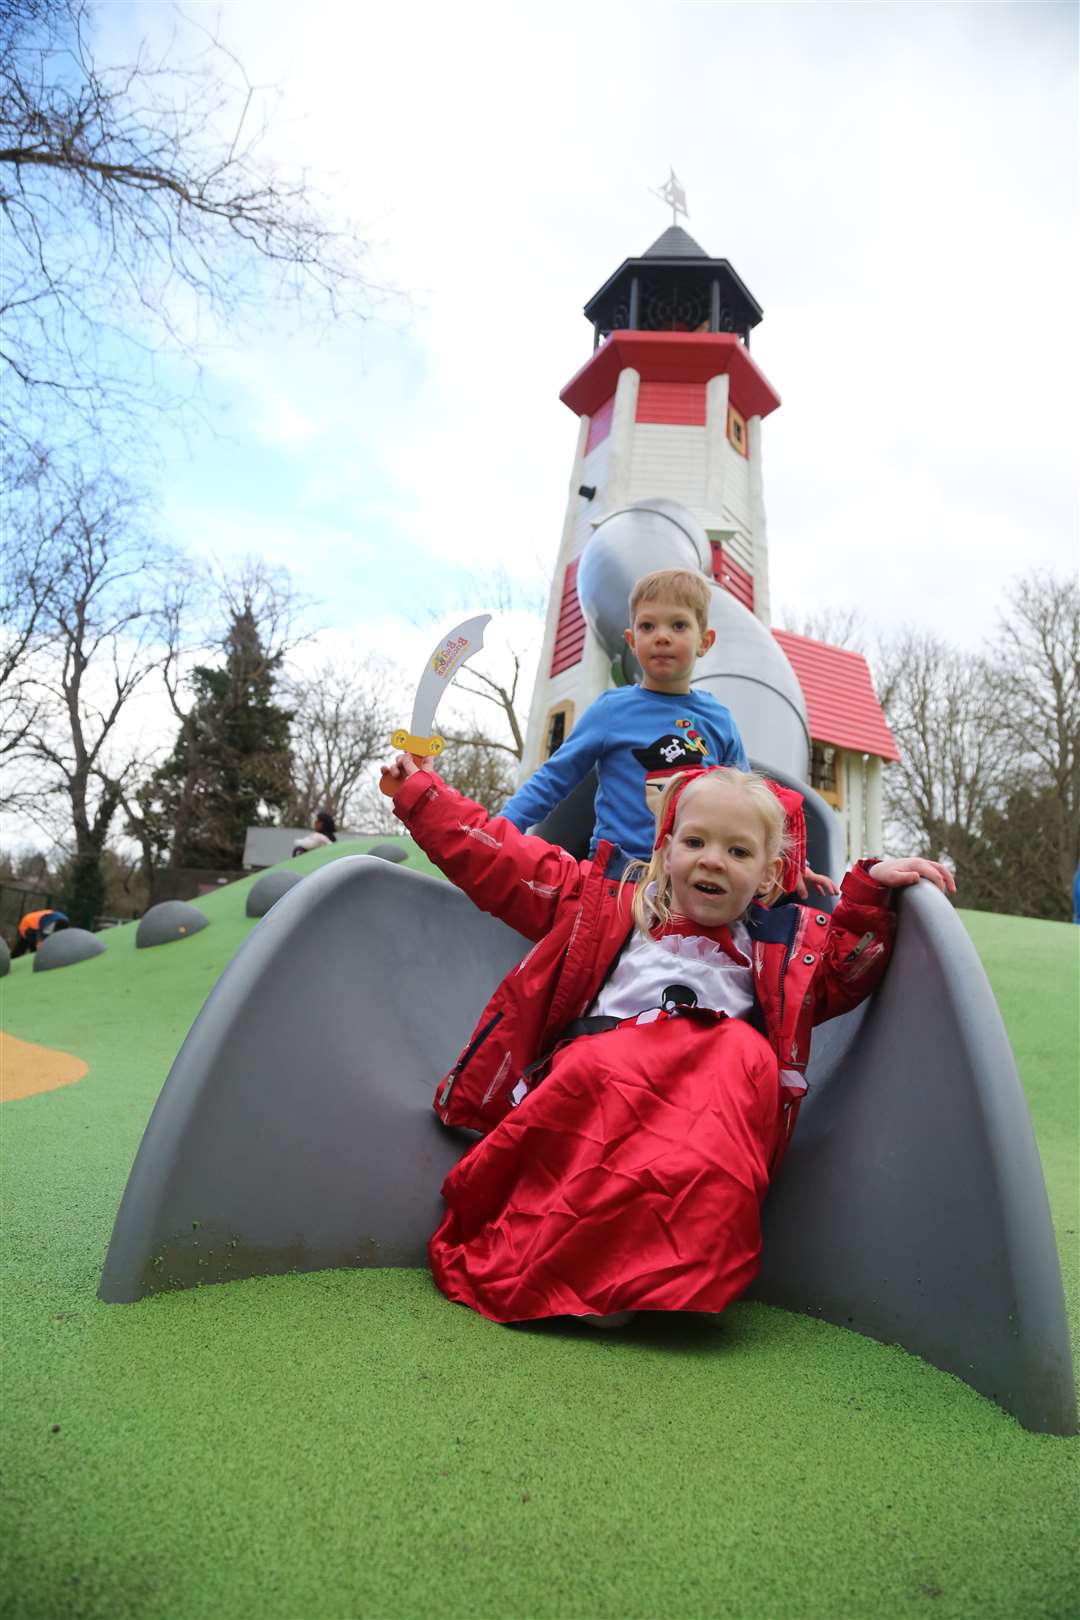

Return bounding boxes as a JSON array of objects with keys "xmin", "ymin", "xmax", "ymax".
[
  {"xmin": 635, "ymin": 380, "xmax": 707, "ymax": 426},
  {"xmin": 560, "ymin": 334, "xmax": 781, "ymax": 423},
  {"xmin": 550, "ymin": 558, "xmax": 587, "ymax": 676},
  {"xmin": 710, "ymin": 542, "xmax": 755, "ymax": 612}
]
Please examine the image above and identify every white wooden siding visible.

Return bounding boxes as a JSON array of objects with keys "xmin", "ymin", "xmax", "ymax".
[
  {"xmin": 572, "ymin": 435, "xmax": 611, "ymax": 554},
  {"xmin": 720, "ymin": 440, "xmax": 751, "ymax": 529},
  {"xmin": 626, "ymin": 423, "xmax": 707, "ymax": 514}
]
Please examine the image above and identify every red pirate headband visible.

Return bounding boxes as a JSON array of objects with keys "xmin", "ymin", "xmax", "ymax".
[{"xmin": 653, "ymin": 767, "xmax": 807, "ymax": 896}]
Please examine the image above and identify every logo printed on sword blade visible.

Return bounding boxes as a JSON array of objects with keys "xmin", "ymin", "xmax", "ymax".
[{"xmin": 432, "ymin": 636, "xmax": 469, "ymax": 677}]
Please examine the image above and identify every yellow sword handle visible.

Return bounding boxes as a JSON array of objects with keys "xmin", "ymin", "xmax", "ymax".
[{"xmin": 390, "ymin": 729, "xmax": 445, "ymax": 759}]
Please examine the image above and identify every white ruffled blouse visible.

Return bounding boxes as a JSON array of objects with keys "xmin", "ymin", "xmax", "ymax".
[{"xmin": 589, "ymin": 921, "xmax": 754, "ymax": 1024}]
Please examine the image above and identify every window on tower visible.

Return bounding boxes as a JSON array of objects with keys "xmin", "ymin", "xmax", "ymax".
[
  {"xmin": 727, "ymin": 404, "xmax": 748, "ymax": 457},
  {"xmin": 543, "ymin": 702, "xmax": 574, "ymax": 759}
]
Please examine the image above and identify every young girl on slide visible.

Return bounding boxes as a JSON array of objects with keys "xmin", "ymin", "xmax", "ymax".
[{"xmin": 379, "ymin": 754, "xmax": 954, "ymax": 1328}]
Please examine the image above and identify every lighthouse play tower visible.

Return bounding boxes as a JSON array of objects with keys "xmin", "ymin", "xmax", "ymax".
[{"xmin": 521, "ymin": 222, "xmax": 783, "ymax": 776}]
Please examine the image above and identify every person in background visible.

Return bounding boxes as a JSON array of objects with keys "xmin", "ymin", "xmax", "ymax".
[
  {"xmin": 12, "ymin": 908, "xmax": 70, "ymax": 958},
  {"xmin": 292, "ymin": 808, "xmax": 337, "ymax": 858}
]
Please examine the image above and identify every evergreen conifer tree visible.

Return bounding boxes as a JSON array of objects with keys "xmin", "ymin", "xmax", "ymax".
[{"xmin": 154, "ymin": 608, "xmax": 295, "ymax": 871}]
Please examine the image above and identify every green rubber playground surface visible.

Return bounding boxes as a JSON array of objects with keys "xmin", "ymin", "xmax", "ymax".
[{"xmin": 2, "ymin": 843, "xmax": 1078, "ymax": 1620}]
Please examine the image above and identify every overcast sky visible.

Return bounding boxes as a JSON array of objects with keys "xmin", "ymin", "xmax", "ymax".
[{"xmin": 119, "ymin": 0, "xmax": 1075, "ymax": 679}]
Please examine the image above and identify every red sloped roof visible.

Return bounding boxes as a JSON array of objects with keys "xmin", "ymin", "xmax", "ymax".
[{"xmin": 772, "ymin": 630, "xmax": 900, "ymax": 762}]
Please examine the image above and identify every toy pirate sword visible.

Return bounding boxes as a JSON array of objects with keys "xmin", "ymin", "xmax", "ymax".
[{"xmin": 390, "ymin": 613, "xmax": 492, "ymax": 759}]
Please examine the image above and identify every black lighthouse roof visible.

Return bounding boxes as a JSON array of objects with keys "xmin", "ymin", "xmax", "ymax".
[
  {"xmin": 642, "ymin": 224, "xmax": 710, "ymax": 258},
  {"xmin": 583, "ymin": 226, "xmax": 764, "ymax": 348}
]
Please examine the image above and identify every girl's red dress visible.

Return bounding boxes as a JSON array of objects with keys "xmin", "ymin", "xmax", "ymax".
[
  {"xmin": 392, "ymin": 769, "xmax": 896, "ymax": 1324},
  {"xmin": 432, "ymin": 1012, "xmax": 782, "ymax": 1321}
]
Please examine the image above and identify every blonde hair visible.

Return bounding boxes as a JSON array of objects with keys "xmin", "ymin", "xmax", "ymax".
[
  {"xmin": 628, "ymin": 569, "xmax": 712, "ymax": 638},
  {"xmin": 623, "ymin": 767, "xmax": 792, "ymax": 937}
]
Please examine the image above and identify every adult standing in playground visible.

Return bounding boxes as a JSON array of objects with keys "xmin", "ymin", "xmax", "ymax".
[{"xmin": 12, "ymin": 909, "xmax": 70, "ymax": 958}]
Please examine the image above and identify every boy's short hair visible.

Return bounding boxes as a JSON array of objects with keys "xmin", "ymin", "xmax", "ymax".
[{"xmin": 629, "ymin": 569, "xmax": 712, "ymax": 637}]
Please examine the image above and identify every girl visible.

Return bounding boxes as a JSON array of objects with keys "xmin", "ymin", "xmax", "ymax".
[{"xmin": 379, "ymin": 754, "xmax": 954, "ymax": 1327}]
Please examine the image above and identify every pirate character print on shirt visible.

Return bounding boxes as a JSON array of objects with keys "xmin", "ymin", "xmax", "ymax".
[
  {"xmin": 633, "ymin": 728, "xmax": 713, "ymax": 818},
  {"xmin": 660, "ymin": 983, "xmax": 699, "ymax": 1013}
]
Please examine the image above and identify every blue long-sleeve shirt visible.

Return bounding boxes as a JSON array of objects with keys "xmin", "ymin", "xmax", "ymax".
[{"xmin": 501, "ymin": 685, "xmax": 749, "ymax": 860}]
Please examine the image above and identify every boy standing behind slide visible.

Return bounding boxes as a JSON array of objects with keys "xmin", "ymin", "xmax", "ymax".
[{"xmin": 501, "ymin": 569, "xmax": 748, "ymax": 868}]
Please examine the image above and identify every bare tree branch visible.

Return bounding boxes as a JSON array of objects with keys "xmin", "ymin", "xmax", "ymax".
[
  {"xmin": 411, "ymin": 565, "xmax": 544, "ymax": 771},
  {"xmin": 779, "ymin": 603, "xmax": 866, "ymax": 652},
  {"xmin": 0, "ymin": 0, "xmax": 398, "ymax": 456},
  {"xmin": 4, "ymin": 461, "xmax": 179, "ymax": 921},
  {"xmin": 988, "ymin": 571, "xmax": 1080, "ymax": 899},
  {"xmin": 873, "ymin": 588, "xmax": 1079, "ymax": 920},
  {"xmin": 284, "ymin": 654, "xmax": 400, "ymax": 827}
]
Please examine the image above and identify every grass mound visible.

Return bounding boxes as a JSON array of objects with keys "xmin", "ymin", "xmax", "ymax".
[{"xmin": 2, "ymin": 856, "xmax": 1077, "ymax": 1620}]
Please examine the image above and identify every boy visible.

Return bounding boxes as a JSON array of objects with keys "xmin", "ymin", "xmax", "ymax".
[{"xmin": 500, "ymin": 569, "xmax": 748, "ymax": 868}]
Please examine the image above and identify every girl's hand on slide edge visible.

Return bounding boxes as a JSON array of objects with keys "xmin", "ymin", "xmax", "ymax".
[{"xmin": 867, "ymin": 857, "xmax": 956, "ymax": 893}]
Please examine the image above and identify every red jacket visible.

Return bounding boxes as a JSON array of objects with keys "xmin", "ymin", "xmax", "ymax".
[{"xmin": 393, "ymin": 770, "xmax": 897, "ymax": 1154}]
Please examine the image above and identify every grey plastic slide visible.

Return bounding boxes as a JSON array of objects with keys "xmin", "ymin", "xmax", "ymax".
[
  {"xmin": 99, "ymin": 849, "xmax": 1076, "ymax": 1434},
  {"xmin": 100, "ymin": 857, "xmax": 528, "ymax": 1292},
  {"xmin": 750, "ymin": 881, "xmax": 1076, "ymax": 1436}
]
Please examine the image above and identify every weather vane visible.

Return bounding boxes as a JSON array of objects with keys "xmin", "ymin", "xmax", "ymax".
[{"xmin": 650, "ymin": 167, "xmax": 688, "ymax": 226}]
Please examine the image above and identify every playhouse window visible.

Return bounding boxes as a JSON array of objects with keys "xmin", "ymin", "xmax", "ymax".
[{"xmin": 810, "ymin": 743, "xmax": 842, "ymax": 804}]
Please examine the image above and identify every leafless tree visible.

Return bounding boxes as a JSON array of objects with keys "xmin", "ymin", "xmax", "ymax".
[
  {"xmin": 875, "ymin": 629, "xmax": 1008, "ymax": 879},
  {"xmin": 431, "ymin": 567, "xmax": 546, "ymax": 781},
  {"xmin": 872, "ymin": 574, "xmax": 1078, "ymax": 918},
  {"xmin": 432, "ymin": 728, "xmax": 517, "ymax": 809},
  {"xmin": 7, "ymin": 466, "xmax": 179, "ymax": 923},
  {"xmin": 351, "ymin": 730, "xmax": 518, "ymax": 843},
  {"xmin": 989, "ymin": 571, "xmax": 1080, "ymax": 903},
  {"xmin": 779, "ymin": 603, "xmax": 867, "ymax": 652},
  {"xmin": 443, "ymin": 658, "xmax": 526, "ymax": 762},
  {"xmin": 0, "ymin": 0, "xmax": 391, "ymax": 455},
  {"xmin": 353, "ymin": 778, "xmax": 401, "ymax": 839},
  {"xmin": 0, "ymin": 461, "xmax": 63, "ymax": 799},
  {"xmin": 284, "ymin": 654, "xmax": 401, "ymax": 828}
]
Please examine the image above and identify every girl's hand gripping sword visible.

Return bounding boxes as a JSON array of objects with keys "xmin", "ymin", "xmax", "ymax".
[{"xmin": 390, "ymin": 614, "xmax": 492, "ymax": 759}]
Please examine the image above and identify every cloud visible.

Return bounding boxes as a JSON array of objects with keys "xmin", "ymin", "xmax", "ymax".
[{"xmin": 118, "ymin": 0, "xmax": 1075, "ymax": 662}]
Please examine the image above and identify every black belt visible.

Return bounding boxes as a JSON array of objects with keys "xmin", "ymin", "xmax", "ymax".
[
  {"xmin": 554, "ymin": 1014, "xmax": 620, "ymax": 1043},
  {"xmin": 521, "ymin": 1015, "xmax": 620, "ymax": 1085}
]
